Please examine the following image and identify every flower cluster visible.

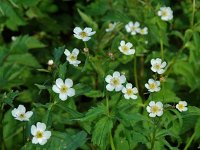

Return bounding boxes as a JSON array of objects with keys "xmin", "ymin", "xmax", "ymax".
[
  {"xmin": 146, "ymin": 101, "xmax": 188, "ymax": 117},
  {"xmin": 105, "ymin": 71, "xmax": 138, "ymax": 100},
  {"xmin": 125, "ymin": 21, "xmax": 148, "ymax": 35},
  {"xmin": 12, "ymin": 105, "xmax": 51, "ymax": 145}
]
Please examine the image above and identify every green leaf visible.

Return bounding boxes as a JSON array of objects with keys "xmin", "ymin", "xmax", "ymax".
[
  {"xmin": 84, "ymin": 90, "xmax": 103, "ymax": 98},
  {"xmin": 2, "ymin": 90, "xmax": 19, "ymax": 107},
  {"xmin": 92, "ymin": 116, "xmax": 113, "ymax": 150},
  {"xmin": 80, "ymin": 103, "xmax": 106, "ymax": 121},
  {"xmin": 7, "ymin": 53, "xmax": 41, "ymax": 68},
  {"xmin": 77, "ymin": 9, "xmax": 98, "ymax": 30},
  {"xmin": 73, "ymin": 83, "xmax": 92, "ymax": 97},
  {"xmin": 54, "ymin": 46, "xmax": 65, "ymax": 65}
]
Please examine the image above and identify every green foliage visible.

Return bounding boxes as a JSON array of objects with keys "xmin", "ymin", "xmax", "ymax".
[{"xmin": 0, "ymin": 0, "xmax": 200, "ymax": 150}]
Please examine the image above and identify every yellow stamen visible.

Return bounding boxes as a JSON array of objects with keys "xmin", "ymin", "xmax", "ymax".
[
  {"xmin": 178, "ymin": 104, "xmax": 184, "ymax": 110},
  {"xmin": 36, "ymin": 131, "xmax": 43, "ymax": 138},
  {"xmin": 151, "ymin": 106, "xmax": 159, "ymax": 113},
  {"xmin": 60, "ymin": 85, "xmax": 68, "ymax": 93},
  {"xmin": 111, "ymin": 78, "xmax": 120, "ymax": 86},
  {"xmin": 149, "ymin": 83, "xmax": 156, "ymax": 89},
  {"xmin": 79, "ymin": 31, "xmax": 87, "ymax": 38},
  {"xmin": 127, "ymin": 89, "xmax": 133, "ymax": 95},
  {"xmin": 122, "ymin": 46, "xmax": 128, "ymax": 52}
]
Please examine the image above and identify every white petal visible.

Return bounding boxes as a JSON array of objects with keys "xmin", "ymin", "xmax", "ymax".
[
  {"xmin": 145, "ymin": 83, "xmax": 149, "ymax": 89},
  {"xmin": 59, "ymin": 93, "xmax": 68, "ymax": 101},
  {"xmin": 131, "ymin": 95, "xmax": 137, "ymax": 99},
  {"xmin": 84, "ymin": 27, "xmax": 92, "ymax": 33},
  {"xmin": 67, "ymin": 88, "xmax": 75, "ymax": 97},
  {"xmin": 37, "ymin": 122, "xmax": 46, "ymax": 131},
  {"xmin": 146, "ymin": 106, "xmax": 151, "ymax": 113},
  {"xmin": 88, "ymin": 31, "xmax": 96, "ymax": 36},
  {"xmin": 115, "ymin": 85, "xmax": 123, "ymax": 91},
  {"xmin": 113, "ymin": 71, "xmax": 120, "ymax": 77},
  {"xmin": 18, "ymin": 105, "xmax": 26, "ymax": 113},
  {"xmin": 126, "ymin": 42, "xmax": 132, "ymax": 48},
  {"xmin": 156, "ymin": 110, "xmax": 163, "ymax": 116},
  {"xmin": 181, "ymin": 101, "xmax": 187, "ymax": 106},
  {"xmin": 105, "ymin": 75, "xmax": 112, "ymax": 83},
  {"xmin": 72, "ymin": 48, "xmax": 79, "ymax": 55},
  {"xmin": 148, "ymin": 79, "xmax": 155, "ymax": 84},
  {"xmin": 52, "ymin": 85, "xmax": 60, "ymax": 93},
  {"xmin": 149, "ymin": 101, "xmax": 155, "ymax": 106},
  {"xmin": 122, "ymin": 87, "xmax": 126, "ymax": 93},
  {"xmin": 73, "ymin": 27, "xmax": 82, "ymax": 34},
  {"xmin": 120, "ymin": 40, "xmax": 125, "ymax": 46},
  {"xmin": 39, "ymin": 139, "xmax": 47, "ymax": 145},
  {"xmin": 65, "ymin": 78, "xmax": 73, "ymax": 87},
  {"xmin": 11, "ymin": 108, "xmax": 18, "ymax": 117},
  {"xmin": 32, "ymin": 137, "xmax": 38, "ymax": 144},
  {"xmin": 82, "ymin": 37, "xmax": 91, "ymax": 41},
  {"xmin": 31, "ymin": 125, "xmax": 37, "ymax": 136},
  {"xmin": 74, "ymin": 34, "xmax": 82, "ymax": 39},
  {"xmin": 133, "ymin": 87, "xmax": 138, "ymax": 93},
  {"xmin": 149, "ymin": 113, "xmax": 156, "ymax": 117},
  {"xmin": 161, "ymin": 61, "xmax": 167, "ymax": 68},
  {"xmin": 157, "ymin": 69, "xmax": 165, "ymax": 74},
  {"xmin": 25, "ymin": 111, "xmax": 33, "ymax": 120},
  {"xmin": 183, "ymin": 107, "xmax": 188, "ymax": 111},
  {"xmin": 56, "ymin": 78, "xmax": 64, "ymax": 88},
  {"xmin": 126, "ymin": 83, "xmax": 132, "ymax": 88},
  {"xmin": 124, "ymin": 94, "xmax": 130, "ymax": 99},
  {"xmin": 106, "ymin": 84, "xmax": 114, "ymax": 91},
  {"xmin": 156, "ymin": 102, "xmax": 163, "ymax": 108},
  {"xmin": 44, "ymin": 131, "xmax": 51, "ymax": 139},
  {"xmin": 119, "ymin": 75, "xmax": 126, "ymax": 83},
  {"xmin": 64, "ymin": 49, "xmax": 70, "ymax": 56}
]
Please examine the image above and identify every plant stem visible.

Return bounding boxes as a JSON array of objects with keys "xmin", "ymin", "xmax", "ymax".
[
  {"xmin": 110, "ymin": 132, "xmax": 116, "ymax": 150},
  {"xmin": 160, "ymin": 39, "xmax": 164, "ymax": 59},
  {"xmin": 23, "ymin": 123, "xmax": 26, "ymax": 144},
  {"xmin": 150, "ymin": 123, "xmax": 157, "ymax": 150},
  {"xmin": 134, "ymin": 56, "xmax": 139, "ymax": 91},
  {"xmin": 191, "ymin": 0, "xmax": 196, "ymax": 27},
  {"xmin": 106, "ymin": 93, "xmax": 109, "ymax": 116},
  {"xmin": 184, "ymin": 132, "xmax": 195, "ymax": 150}
]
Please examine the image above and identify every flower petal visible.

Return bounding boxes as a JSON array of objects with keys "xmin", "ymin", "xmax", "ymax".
[
  {"xmin": 52, "ymin": 85, "xmax": 60, "ymax": 93},
  {"xmin": 72, "ymin": 48, "xmax": 79, "ymax": 55},
  {"xmin": 64, "ymin": 49, "xmax": 70, "ymax": 56},
  {"xmin": 65, "ymin": 78, "xmax": 73, "ymax": 87},
  {"xmin": 67, "ymin": 88, "xmax": 75, "ymax": 97},
  {"xmin": 37, "ymin": 122, "xmax": 46, "ymax": 131},
  {"xmin": 44, "ymin": 131, "xmax": 51, "ymax": 139},
  {"xmin": 59, "ymin": 93, "xmax": 68, "ymax": 101},
  {"xmin": 73, "ymin": 27, "xmax": 82, "ymax": 34},
  {"xmin": 105, "ymin": 75, "xmax": 112, "ymax": 83},
  {"xmin": 106, "ymin": 84, "xmax": 114, "ymax": 91},
  {"xmin": 31, "ymin": 125, "xmax": 37, "ymax": 136},
  {"xmin": 56, "ymin": 78, "xmax": 64, "ymax": 88}
]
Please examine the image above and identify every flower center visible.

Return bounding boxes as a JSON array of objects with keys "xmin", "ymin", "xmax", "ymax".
[
  {"xmin": 36, "ymin": 131, "xmax": 44, "ymax": 139},
  {"xmin": 19, "ymin": 113, "xmax": 25, "ymax": 119},
  {"xmin": 127, "ymin": 89, "xmax": 133, "ymax": 95},
  {"xmin": 111, "ymin": 78, "xmax": 120, "ymax": 86},
  {"xmin": 178, "ymin": 104, "xmax": 184, "ymax": 110},
  {"xmin": 69, "ymin": 54, "xmax": 77, "ymax": 61},
  {"xmin": 108, "ymin": 23, "xmax": 113, "ymax": 29},
  {"xmin": 131, "ymin": 26, "xmax": 136, "ymax": 31},
  {"xmin": 60, "ymin": 85, "xmax": 68, "ymax": 93},
  {"xmin": 149, "ymin": 83, "xmax": 156, "ymax": 89},
  {"xmin": 154, "ymin": 64, "xmax": 161, "ymax": 70},
  {"xmin": 151, "ymin": 106, "xmax": 159, "ymax": 113},
  {"xmin": 79, "ymin": 31, "xmax": 87, "ymax": 38},
  {"xmin": 162, "ymin": 10, "xmax": 168, "ymax": 17},
  {"xmin": 122, "ymin": 46, "xmax": 129, "ymax": 52}
]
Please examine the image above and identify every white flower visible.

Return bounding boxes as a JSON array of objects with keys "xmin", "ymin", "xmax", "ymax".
[
  {"xmin": 151, "ymin": 58, "xmax": 167, "ymax": 74},
  {"xmin": 176, "ymin": 101, "xmax": 188, "ymax": 112},
  {"xmin": 118, "ymin": 40, "xmax": 135, "ymax": 55},
  {"xmin": 158, "ymin": 6, "xmax": 173, "ymax": 21},
  {"xmin": 145, "ymin": 79, "xmax": 160, "ymax": 92},
  {"xmin": 138, "ymin": 27, "xmax": 148, "ymax": 35},
  {"xmin": 52, "ymin": 78, "xmax": 75, "ymax": 101},
  {"xmin": 125, "ymin": 21, "xmax": 140, "ymax": 35},
  {"xmin": 105, "ymin": 71, "xmax": 126, "ymax": 92},
  {"xmin": 73, "ymin": 27, "xmax": 96, "ymax": 41},
  {"xmin": 146, "ymin": 101, "xmax": 163, "ymax": 117},
  {"xmin": 64, "ymin": 48, "xmax": 81, "ymax": 67},
  {"xmin": 106, "ymin": 22, "xmax": 117, "ymax": 32},
  {"xmin": 122, "ymin": 83, "xmax": 138, "ymax": 100},
  {"xmin": 31, "ymin": 122, "xmax": 51, "ymax": 145},
  {"xmin": 11, "ymin": 105, "xmax": 33, "ymax": 121},
  {"xmin": 47, "ymin": 60, "xmax": 54, "ymax": 66}
]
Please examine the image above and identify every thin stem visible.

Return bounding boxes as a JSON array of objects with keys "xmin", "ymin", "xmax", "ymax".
[
  {"xmin": 23, "ymin": 123, "xmax": 26, "ymax": 144},
  {"xmin": 191, "ymin": 0, "xmax": 196, "ymax": 27},
  {"xmin": 160, "ymin": 39, "xmax": 164, "ymax": 59},
  {"xmin": 106, "ymin": 93, "xmax": 109, "ymax": 115},
  {"xmin": 134, "ymin": 56, "xmax": 139, "ymax": 91},
  {"xmin": 110, "ymin": 132, "xmax": 116, "ymax": 150},
  {"xmin": 84, "ymin": 42, "xmax": 88, "ymax": 48},
  {"xmin": 184, "ymin": 132, "xmax": 195, "ymax": 150}
]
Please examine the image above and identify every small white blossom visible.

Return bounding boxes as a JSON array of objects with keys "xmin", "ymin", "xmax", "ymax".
[
  {"xmin": 151, "ymin": 58, "xmax": 167, "ymax": 74},
  {"xmin": 105, "ymin": 71, "xmax": 126, "ymax": 92},
  {"xmin": 118, "ymin": 40, "xmax": 135, "ymax": 55},
  {"xmin": 31, "ymin": 122, "xmax": 51, "ymax": 145},
  {"xmin": 64, "ymin": 48, "xmax": 81, "ymax": 67},
  {"xmin": 106, "ymin": 22, "xmax": 117, "ymax": 32},
  {"xmin": 138, "ymin": 27, "xmax": 148, "ymax": 35},
  {"xmin": 47, "ymin": 60, "xmax": 54, "ymax": 66},
  {"xmin": 122, "ymin": 83, "xmax": 138, "ymax": 100},
  {"xmin": 158, "ymin": 6, "xmax": 173, "ymax": 21},
  {"xmin": 125, "ymin": 21, "xmax": 140, "ymax": 35},
  {"xmin": 176, "ymin": 101, "xmax": 188, "ymax": 112},
  {"xmin": 146, "ymin": 101, "xmax": 163, "ymax": 117},
  {"xmin": 52, "ymin": 78, "xmax": 75, "ymax": 101},
  {"xmin": 11, "ymin": 105, "xmax": 33, "ymax": 121},
  {"xmin": 73, "ymin": 27, "xmax": 96, "ymax": 41},
  {"xmin": 145, "ymin": 79, "xmax": 160, "ymax": 92}
]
